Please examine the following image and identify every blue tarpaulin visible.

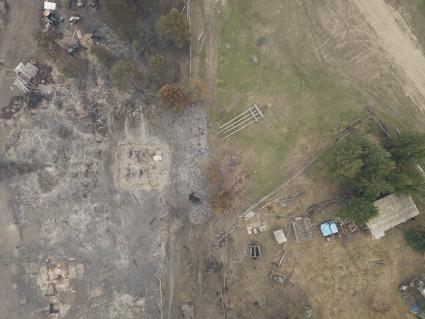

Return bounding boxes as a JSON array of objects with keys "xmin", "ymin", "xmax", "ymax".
[
  {"xmin": 320, "ymin": 222, "xmax": 338, "ymax": 237},
  {"xmin": 410, "ymin": 304, "xmax": 420, "ymax": 314}
]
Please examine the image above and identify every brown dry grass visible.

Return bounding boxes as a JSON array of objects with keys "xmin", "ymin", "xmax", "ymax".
[
  {"xmin": 217, "ymin": 173, "xmax": 425, "ymax": 319},
  {"xmin": 204, "ymin": 149, "xmax": 247, "ymax": 214}
]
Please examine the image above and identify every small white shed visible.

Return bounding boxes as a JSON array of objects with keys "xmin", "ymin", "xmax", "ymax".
[
  {"xmin": 44, "ymin": 1, "xmax": 57, "ymax": 11},
  {"xmin": 273, "ymin": 229, "xmax": 287, "ymax": 244}
]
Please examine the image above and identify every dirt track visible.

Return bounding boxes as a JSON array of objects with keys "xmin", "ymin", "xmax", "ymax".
[{"xmin": 353, "ymin": 0, "xmax": 425, "ymax": 111}]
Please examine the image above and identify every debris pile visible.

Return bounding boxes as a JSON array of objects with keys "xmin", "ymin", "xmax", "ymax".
[
  {"xmin": 205, "ymin": 255, "xmax": 222, "ymax": 273},
  {"xmin": 32, "ymin": 61, "xmax": 52, "ymax": 85},
  {"xmin": 37, "ymin": 259, "xmax": 84, "ymax": 318},
  {"xmin": 41, "ymin": 8, "xmax": 59, "ymax": 32},
  {"xmin": 115, "ymin": 143, "xmax": 168, "ymax": 190},
  {"xmin": 13, "ymin": 62, "xmax": 39, "ymax": 93}
]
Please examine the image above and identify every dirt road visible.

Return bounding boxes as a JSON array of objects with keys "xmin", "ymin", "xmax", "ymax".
[{"xmin": 353, "ymin": 0, "xmax": 425, "ymax": 111}]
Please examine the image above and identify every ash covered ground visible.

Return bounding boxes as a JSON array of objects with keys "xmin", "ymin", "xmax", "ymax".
[
  {"xmin": 0, "ymin": 1, "xmax": 210, "ymax": 315},
  {"xmin": 0, "ymin": 77, "xmax": 209, "ymax": 319}
]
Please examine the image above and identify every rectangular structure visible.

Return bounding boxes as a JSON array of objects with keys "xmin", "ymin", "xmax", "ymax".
[
  {"xmin": 320, "ymin": 221, "xmax": 338, "ymax": 237},
  {"xmin": 367, "ymin": 194, "xmax": 419, "ymax": 239},
  {"xmin": 44, "ymin": 1, "xmax": 57, "ymax": 10},
  {"xmin": 217, "ymin": 104, "xmax": 264, "ymax": 140},
  {"xmin": 291, "ymin": 217, "xmax": 313, "ymax": 242},
  {"xmin": 273, "ymin": 229, "xmax": 287, "ymax": 244}
]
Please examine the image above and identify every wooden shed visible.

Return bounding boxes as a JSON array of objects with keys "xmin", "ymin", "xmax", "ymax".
[{"xmin": 367, "ymin": 194, "xmax": 419, "ymax": 239}]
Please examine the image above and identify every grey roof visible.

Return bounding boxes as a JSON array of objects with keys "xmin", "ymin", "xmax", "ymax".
[
  {"xmin": 13, "ymin": 78, "xmax": 29, "ymax": 93},
  {"xmin": 14, "ymin": 62, "xmax": 38, "ymax": 81},
  {"xmin": 367, "ymin": 194, "xmax": 419, "ymax": 239}
]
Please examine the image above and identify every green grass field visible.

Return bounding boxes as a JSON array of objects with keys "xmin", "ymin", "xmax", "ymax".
[{"xmin": 210, "ymin": 1, "xmax": 364, "ymax": 200}]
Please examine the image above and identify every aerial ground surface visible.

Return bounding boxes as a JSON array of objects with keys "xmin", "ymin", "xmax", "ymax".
[{"xmin": 0, "ymin": 0, "xmax": 425, "ymax": 318}]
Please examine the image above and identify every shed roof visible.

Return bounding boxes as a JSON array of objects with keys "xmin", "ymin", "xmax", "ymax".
[
  {"xmin": 367, "ymin": 194, "xmax": 419, "ymax": 239},
  {"xmin": 44, "ymin": 1, "xmax": 57, "ymax": 10},
  {"xmin": 273, "ymin": 229, "xmax": 287, "ymax": 244},
  {"xmin": 320, "ymin": 222, "xmax": 338, "ymax": 237},
  {"xmin": 14, "ymin": 62, "xmax": 38, "ymax": 80}
]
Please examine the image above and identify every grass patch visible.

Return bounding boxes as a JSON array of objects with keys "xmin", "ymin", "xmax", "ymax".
[{"xmin": 211, "ymin": 1, "xmax": 364, "ymax": 200}]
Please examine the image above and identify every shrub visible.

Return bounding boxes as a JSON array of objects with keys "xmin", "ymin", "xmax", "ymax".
[
  {"xmin": 404, "ymin": 229, "xmax": 425, "ymax": 253},
  {"xmin": 148, "ymin": 54, "xmax": 169, "ymax": 84},
  {"xmin": 90, "ymin": 45, "xmax": 115, "ymax": 67},
  {"xmin": 110, "ymin": 59, "xmax": 138, "ymax": 91},
  {"xmin": 101, "ymin": 0, "xmax": 138, "ymax": 41},
  {"xmin": 58, "ymin": 58, "xmax": 85, "ymax": 79},
  {"xmin": 159, "ymin": 83, "xmax": 188, "ymax": 110},
  {"xmin": 155, "ymin": 8, "xmax": 190, "ymax": 48}
]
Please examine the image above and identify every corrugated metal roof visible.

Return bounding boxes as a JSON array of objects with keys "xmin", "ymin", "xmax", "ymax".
[
  {"xmin": 367, "ymin": 194, "xmax": 419, "ymax": 239},
  {"xmin": 13, "ymin": 78, "xmax": 29, "ymax": 93},
  {"xmin": 14, "ymin": 62, "xmax": 38, "ymax": 80}
]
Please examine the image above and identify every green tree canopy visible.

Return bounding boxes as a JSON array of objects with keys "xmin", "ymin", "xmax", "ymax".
[
  {"xmin": 155, "ymin": 8, "xmax": 190, "ymax": 48},
  {"xmin": 349, "ymin": 139, "xmax": 395, "ymax": 199},
  {"xmin": 110, "ymin": 59, "xmax": 138, "ymax": 91},
  {"xmin": 404, "ymin": 229, "xmax": 425, "ymax": 253},
  {"xmin": 321, "ymin": 133, "xmax": 425, "ymax": 225},
  {"xmin": 383, "ymin": 132, "xmax": 425, "ymax": 164},
  {"xmin": 321, "ymin": 136, "xmax": 396, "ymax": 200},
  {"xmin": 320, "ymin": 136, "xmax": 364, "ymax": 181},
  {"xmin": 148, "ymin": 54, "xmax": 170, "ymax": 84},
  {"xmin": 338, "ymin": 197, "xmax": 378, "ymax": 225},
  {"xmin": 356, "ymin": 139, "xmax": 395, "ymax": 178},
  {"xmin": 351, "ymin": 175, "xmax": 394, "ymax": 201},
  {"xmin": 387, "ymin": 166, "xmax": 425, "ymax": 196}
]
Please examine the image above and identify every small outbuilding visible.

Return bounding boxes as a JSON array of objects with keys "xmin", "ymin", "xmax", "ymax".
[
  {"xmin": 44, "ymin": 1, "xmax": 57, "ymax": 11},
  {"xmin": 320, "ymin": 221, "xmax": 339, "ymax": 238},
  {"xmin": 273, "ymin": 229, "xmax": 287, "ymax": 244},
  {"xmin": 367, "ymin": 193, "xmax": 419, "ymax": 239},
  {"xmin": 248, "ymin": 242, "xmax": 261, "ymax": 259}
]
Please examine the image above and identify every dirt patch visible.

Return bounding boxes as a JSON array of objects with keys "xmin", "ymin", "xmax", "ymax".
[{"xmin": 353, "ymin": 0, "xmax": 425, "ymax": 111}]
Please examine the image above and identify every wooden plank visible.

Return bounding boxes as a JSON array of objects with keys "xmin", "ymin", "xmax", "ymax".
[{"xmin": 218, "ymin": 109, "xmax": 251, "ymax": 129}]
